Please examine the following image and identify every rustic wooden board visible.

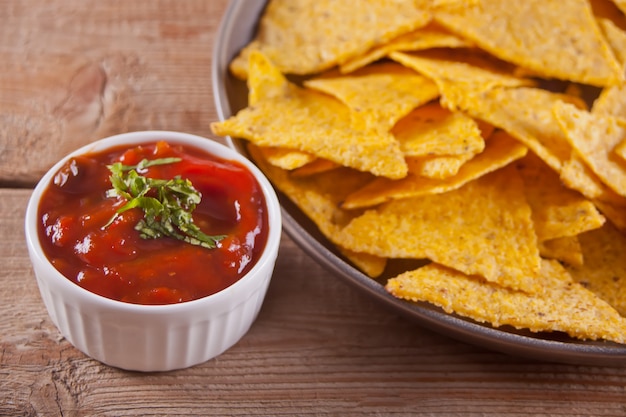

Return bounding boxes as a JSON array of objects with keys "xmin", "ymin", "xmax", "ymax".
[{"xmin": 4, "ymin": 1, "xmax": 626, "ymax": 415}]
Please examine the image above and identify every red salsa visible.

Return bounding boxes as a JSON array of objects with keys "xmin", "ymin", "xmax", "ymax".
[{"xmin": 38, "ymin": 140, "xmax": 268, "ymax": 305}]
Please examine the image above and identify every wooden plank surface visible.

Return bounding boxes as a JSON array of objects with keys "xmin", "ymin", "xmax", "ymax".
[
  {"xmin": 3, "ymin": 1, "xmax": 626, "ymax": 415},
  {"xmin": 3, "ymin": 188, "xmax": 626, "ymax": 416}
]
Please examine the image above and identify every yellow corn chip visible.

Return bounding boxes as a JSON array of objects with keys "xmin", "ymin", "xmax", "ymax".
[
  {"xmin": 339, "ymin": 23, "xmax": 470, "ymax": 74},
  {"xmin": 258, "ymin": 147, "xmax": 316, "ymax": 170},
  {"xmin": 247, "ymin": 144, "xmax": 386, "ymax": 277},
  {"xmin": 247, "ymin": 50, "xmax": 290, "ymax": 105},
  {"xmin": 593, "ymin": 83, "xmax": 626, "ymax": 118},
  {"xmin": 338, "ymin": 248, "xmax": 387, "ymax": 279},
  {"xmin": 517, "ymin": 153, "xmax": 605, "ymax": 241},
  {"xmin": 406, "ymin": 153, "xmax": 475, "ymax": 179},
  {"xmin": 338, "ymin": 164, "xmax": 541, "ymax": 292},
  {"xmin": 597, "ymin": 18, "xmax": 626, "ymax": 71},
  {"xmin": 304, "ymin": 62, "xmax": 439, "ymax": 132},
  {"xmin": 567, "ymin": 223, "xmax": 626, "ymax": 317},
  {"xmin": 558, "ymin": 153, "xmax": 626, "ymax": 231},
  {"xmin": 342, "ymin": 130, "xmax": 527, "ymax": 209},
  {"xmin": 434, "ymin": 0, "xmax": 624, "ymax": 87},
  {"xmin": 394, "ymin": 102, "xmax": 484, "ymax": 158},
  {"xmin": 390, "ymin": 51, "xmax": 534, "ymax": 111},
  {"xmin": 291, "ymin": 158, "xmax": 339, "ymax": 177},
  {"xmin": 229, "ymin": 0, "xmax": 432, "ymax": 78},
  {"xmin": 211, "ymin": 55, "xmax": 408, "ymax": 179},
  {"xmin": 554, "ymin": 101, "xmax": 626, "ymax": 198},
  {"xmin": 386, "ymin": 260, "xmax": 626, "ymax": 343},
  {"xmin": 538, "ymin": 236, "xmax": 584, "ymax": 267},
  {"xmin": 453, "ymin": 86, "xmax": 587, "ymax": 173}
]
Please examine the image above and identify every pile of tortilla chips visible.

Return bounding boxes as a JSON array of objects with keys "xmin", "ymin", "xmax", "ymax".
[{"xmin": 212, "ymin": 0, "xmax": 626, "ymax": 344}]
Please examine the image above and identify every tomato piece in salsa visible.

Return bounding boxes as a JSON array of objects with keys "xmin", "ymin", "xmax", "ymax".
[{"xmin": 38, "ymin": 140, "xmax": 268, "ymax": 305}]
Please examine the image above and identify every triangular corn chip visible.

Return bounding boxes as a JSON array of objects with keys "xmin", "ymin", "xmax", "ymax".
[
  {"xmin": 338, "ymin": 164, "xmax": 541, "ymax": 292},
  {"xmin": 394, "ymin": 102, "xmax": 484, "ymax": 157},
  {"xmin": 567, "ymin": 223, "xmax": 626, "ymax": 317},
  {"xmin": 517, "ymin": 153, "xmax": 605, "ymax": 241},
  {"xmin": 453, "ymin": 86, "xmax": 586, "ymax": 172},
  {"xmin": 304, "ymin": 62, "xmax": 439, "ymax": 132},
  {"xmin": 229, "ymin": 0, "xmax": 432, "ymax": 78},
  {"xmin": 342, "ymin": 130, "xmax": 527, "ymax": 209},
  {"xmin": 211, "ymin": 54, "xmax": 408, "ymax": 179},
  {"xmin": 386, "ymin": 260, "xmax": 626, "ymax": 343},
  {"xmin": 554, "ymin": 101, "xmax": 626, "ymax": 198},
  {"xmin": 339, "ymin": 23, "xmax": 470, "ymax": 74},
  {"xmin": 434, "ymin": 0, "xmax": 623, "ymax": 86},
  {"xmin": 247, "ymin": 144, "xmax": 386, "ymax": 277}
]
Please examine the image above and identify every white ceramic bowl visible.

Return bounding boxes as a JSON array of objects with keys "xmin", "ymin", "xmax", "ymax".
[{"xmin": 24, "ymin": 131, "xmax": 282, "ymax": 372}]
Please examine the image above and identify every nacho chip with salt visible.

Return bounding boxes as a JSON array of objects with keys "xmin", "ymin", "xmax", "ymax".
[
  {"xmin": 339, "ymin": 23, "xmax": 470, "ymax": 74},
  {"xmin": 554, "ymin": 101, "xmax": 626, "ymax": 198},
  {"xmin": 453, "ymin": 86, "xmax": 586, "ymax": 173},
  {"xmin": 229, "ymin": 0, "xmax": 432, "ymax": 78},
  {"xmin": 434, "ymin": 0, "xmax": 624, "ymax": 86},
  {"xmin": 566, "ymin": 223, "xmax": 626, "ymax": 317},
  {"xmin": 211, "ymin": 55, "xmax": 408, "ymax": 179},
  {"xmin": 386, "ymin": 260, "xmax": 626, "ymax": 343},
  {"xmin": 517, "ymin": 153, "xmax": 605, "ymax": 241},
  {"xmin": 304, "ymin": 62, "xmax": 439, "ymax": 132},
  {"xmin": 338, "ymin": 164, "xmax": 541, "ymax": 292},
  {"xmin": 394, "ymin": 102, "xmax": 484, "ymax": 158},
  {"xmin": 342, "ymin": 130, "xmax": 527, "ymax": 209}
]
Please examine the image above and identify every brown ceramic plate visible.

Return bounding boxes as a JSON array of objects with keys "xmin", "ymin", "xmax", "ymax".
[{"xmin": 211, "ymin": 0, "xmax": 626, "ymax": 366}]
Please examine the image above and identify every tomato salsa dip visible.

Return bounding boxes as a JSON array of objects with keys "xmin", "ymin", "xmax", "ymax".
[{"xmin": 37, "ymin": 140, "xmax": 269, "ymax": 305}]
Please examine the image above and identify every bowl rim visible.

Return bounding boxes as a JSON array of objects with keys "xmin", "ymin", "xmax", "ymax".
[{"xmin": 24, "ymin": 130, "xmax": 282, "ymax": 313}]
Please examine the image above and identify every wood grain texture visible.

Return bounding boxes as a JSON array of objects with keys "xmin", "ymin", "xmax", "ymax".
[
  {"xmin": 3, "ymin": 1, "xmax": 626, "ymax": 415},
  {"xmin": 0, "ymin": 0, "xmax": 228, "ymax": 187},
  {"xmin": 3, "ymin": 189, "xmax": 626, "ymax": 416}
]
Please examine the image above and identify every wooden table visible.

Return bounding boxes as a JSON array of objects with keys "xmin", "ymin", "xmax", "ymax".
[{"xmin": 3, "ymin": 1, "xmax": 626, "ymax": 415}]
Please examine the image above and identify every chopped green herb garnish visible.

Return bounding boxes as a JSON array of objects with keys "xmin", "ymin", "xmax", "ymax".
[{"xmin": 104, "ymin": 157, "xmax": 226, "ymax": 249}]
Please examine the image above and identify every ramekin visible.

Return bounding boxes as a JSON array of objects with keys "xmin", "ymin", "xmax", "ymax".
[{"xmin": 24, "ymin": 131, "xmax": 282, "ymax": 372}]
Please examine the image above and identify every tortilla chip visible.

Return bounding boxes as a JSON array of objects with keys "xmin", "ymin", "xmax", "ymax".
[
  {"xmin": 390, "ymin": 50, "xmax": 534, "ymax": 111},
  {"xmin": 453, "ymin": 86, "xmax": 587, "ymax": 173},
  {"xmin": 593, "ymin": 83, "xmax": 626, "ymax": 118},
  {"xmin": 211, "ymin": 54, "xmax": 408, "ymax": 179},
  {"xmin": 386, "ymin": 260, "xmax": 626, "ymax": 343},
  {"xmin": 258, "ymin": 147, "xmax": 316, "ymax": 170},
  {"xmin": 597, "ymin": 18, "xmax": 626, "ymax": 71},
  {"xmin": 342, "ymin": 130, "xmax": 527, "ymax": 209},
  {"xmin": 339, "ymin": 23, "xmax": 470, "ymax": 74},
  {"xmin": 538, "ymin": 236, "xmax": 584, "ymax": 267},
  {"xmin": 229, "ymin": 0, "xmax": 432, "ymax": 78},
  {"xmin": 338, "ymin": 248, "xmax": 387, "ymax": 278},
  {"xmin": 291, "ymin": 158, "xmax": 339, "ymax": 177},
  {"xmin": 338, "ymin": 164, "xmax": 541, "ymax": 292},
  {"xmin": 517, "ymin": 153, "xmax": 605, "ymax": 241},
  {"xmin": 304, "ymin": 62, "xmax": 439, "ymax": 132},
  {"xmin": 406, "ymin": 153, "xmax": 473, "ymax": 179},
  {"xmin": 394, "ymin": 102, "xmax": 484, "ymax": 157},
  {"xmin": 567, "ymin": 223, "xmax": 626, "ymax": 317},
  {"xmin": 434, "ymin": 0, "xmax": 624, "ymax": 86},
  {"xmin": 554, "ymin": 101, "xmax": 626, "ymax": 198}
]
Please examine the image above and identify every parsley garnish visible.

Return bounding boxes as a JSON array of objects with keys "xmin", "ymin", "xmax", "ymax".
[{"xmin": 104, "ymin": 157, "xmax": 226, "ymax": 249}]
